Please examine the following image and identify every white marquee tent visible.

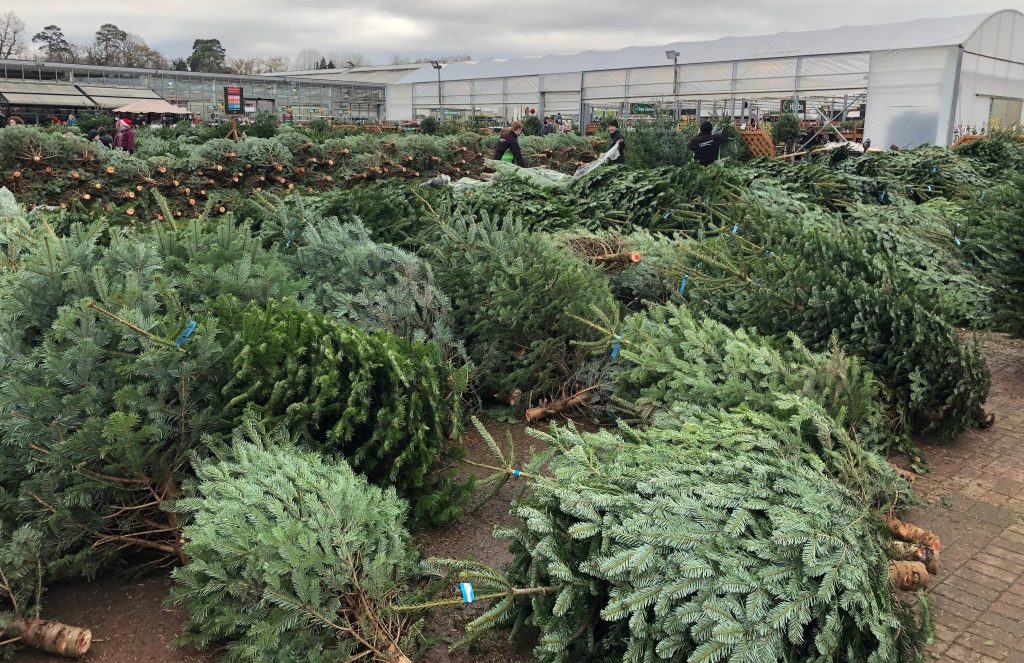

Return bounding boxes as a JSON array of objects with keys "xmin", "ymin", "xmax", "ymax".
[{"xmin": 388, "ymin": 10, "xmax": 1024, "ymax": 148}]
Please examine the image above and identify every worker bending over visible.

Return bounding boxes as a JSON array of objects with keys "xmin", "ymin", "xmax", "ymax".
[{"xmin": 494, "ymin": 120, "xmax": 527, "ymax": 167}]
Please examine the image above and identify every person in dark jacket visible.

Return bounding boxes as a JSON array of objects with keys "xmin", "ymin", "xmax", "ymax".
[
  {"xmin": 494, "ymin": 120, "xmax": 527, "ymax": 167},
  {"xmin": 95, "ymin": 127, "xmax": 114, "ymax": 149},
  {"xmin": 688, "ymin": 121, "xmax": 728, "ymax": 166},
  {"xmin": 607, "ymin": 119, "xmax": 625, "ymax": 164}
]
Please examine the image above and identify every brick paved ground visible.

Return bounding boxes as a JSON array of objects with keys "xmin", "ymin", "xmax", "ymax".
[{"xmin": 906, "ymin": 334, "xmax": 1024, "ymax": 663}]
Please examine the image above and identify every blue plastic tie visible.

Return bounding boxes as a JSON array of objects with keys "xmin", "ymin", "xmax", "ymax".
[
  {"xmin": 764, "ymin": 250, "xmax": 774, "ymax": 257},
  {"xmin": 878, "ymin": 191, "xmax": 888, "ymax": 203},
  {"xmin": 931, "ymin": 165, "xmax": 938, "ymax": 174},
  {"xmin": 954, "ymin": 237, "xmax": 962, "ymax": 247},
  {"xmin": 927, "ymin": 184, "xmax": 933, "ymax": 192},
  {"xmin": 731, "ymin": 224, "xmax": 739, "ymax": 235},
  {"xmin": 678, "ymin": 274, "xmax": 689, "ymax": 295},
  {"xmin": 459, "ymin": 582, "xmax": 476, "ymax": 603},
  {"xmin": 512, "ymin": 469, "xmax": 521, "ymax": 478},
  {"xmin": 610, "ymin": 335, "xmax": 622, "ymax": 358},
  {"xmin": 663, "ymin": 210, "xmax": 672, "ymax": 220},
  {"xmin": 174, "ymin": 320, "xmax": 197, "ymax": 348}
]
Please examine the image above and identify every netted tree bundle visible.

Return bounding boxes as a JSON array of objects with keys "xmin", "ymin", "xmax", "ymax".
[
  {"xmin": 426, "ymin": 210, "xmax": 619, "ymax": 404},
  {"xmin": 290, "ymin": 216, "xmax": 464, "ymax": 360},
  {"xmin": 237, "ymin": 137, "xmax": 294, "ymax": 172},
  {"xmin": 0, "ymin": 217, "xmax": 302, "ymax": 574},
  {"xmin": 485, "ymin": 416, "xmax": 925, "ymax": 663},
  {"xmin": 217, "ymin": 298, "xmax": 470, "ymax": 525},
  {"xmin": 612, "ymin": 302, "xmax": 907, "ymax": 503},
  {"xmin": 171, "ymin": 417, "xmax": 417, "ymax": 663},
  {"xmin": 670, "ymin": 217, "xmax": 991, "ymax": 442}
]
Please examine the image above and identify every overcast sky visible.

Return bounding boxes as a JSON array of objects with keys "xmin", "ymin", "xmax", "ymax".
[{"xmin": 9, "ymin": 0, "xmax": 1024, "ymax": 65}]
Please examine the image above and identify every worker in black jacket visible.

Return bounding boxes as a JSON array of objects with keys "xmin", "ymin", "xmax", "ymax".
[
  {"xmin": 494, "ymin": 120, "xmax": 527, "ymax": 166},
  {"xmin": 688, "ymin": 121, "xmax": 728, "ymax": 166},
  {"xmin": 608, "ymin": 119, "xmax": 625, "ymax": 164}
]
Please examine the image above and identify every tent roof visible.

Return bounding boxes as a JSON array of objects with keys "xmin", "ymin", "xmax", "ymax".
[
  {"xmin": 0, "ymin": 79, "xmax": 97, "ymax": 107},
  {"xmin": 114, "ymin": 98, "xmax": 191, "ymax": 114},
  {"xmin": 80, "ymin": 85, "xmax": 162, "ymax": 110},
  {"xmin": 399, "ymin": 11, "xmax": 1012, "ymax": 83}
]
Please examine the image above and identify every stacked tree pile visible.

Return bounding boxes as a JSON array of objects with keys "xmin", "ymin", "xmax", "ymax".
[{"xmin": 433, "ymin": 416, "xmax": 930, "ymax": 663}]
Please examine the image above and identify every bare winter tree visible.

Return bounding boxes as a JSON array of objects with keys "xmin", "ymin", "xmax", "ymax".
[
  {"xmin": 227, "ymin": 56, "xmax": 290, "ymax": 75},
  {"xmin": 328, "ymin": 51, "xmax": 369, "ymax": 68},
  {"xmin": 0, "ymin": 11, "xmax": 27, "ymax": 59},
  {"xmin": 264, "ymin": 56, "xmax": 288, "ymax": 73},
  {"xmin": 292, "ymin": 48, "xmax": 324, "ymax": 71}
]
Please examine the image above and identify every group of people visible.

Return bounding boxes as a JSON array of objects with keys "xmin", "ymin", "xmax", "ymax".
[
  {"xmin": 85, "ymin": 118, "xmax": 135, "ymax": 153},
  {"xmin": 492, "ymin": 117, "xmax": 727, "ymax": 168},
  {"xmin": 539, "ymin": 113, "xmax": 572, "ymax": 136}
]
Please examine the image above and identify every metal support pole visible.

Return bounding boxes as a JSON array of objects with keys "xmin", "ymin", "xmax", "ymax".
[
  {"xmin": 437, "ymin": 69, "xmax": 443, "ymax": 121},
  {"xmin": 673, "ymin": 56, "xmax": 679, "ymax": 120},
  {"xmin": 798, "ymin": 93, "xmax": 864, "ymax": 151}
]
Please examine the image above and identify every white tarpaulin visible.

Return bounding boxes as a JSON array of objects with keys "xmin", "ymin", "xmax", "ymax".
[{"xmin": 113, "ymin": 99, "xmax": 191, "ymax": 114}]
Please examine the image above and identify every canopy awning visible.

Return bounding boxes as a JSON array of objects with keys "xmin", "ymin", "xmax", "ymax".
[
  {"xmin": 1, "ymin": 93, "xmax": 97, "ymax": 107},
  {"xmin": 113, "ymin": 98, "xmax": 191, "ymax": 114},
  {"xmin": 0, "ymin": 80, "xmax": 97, "ymax": 108}
]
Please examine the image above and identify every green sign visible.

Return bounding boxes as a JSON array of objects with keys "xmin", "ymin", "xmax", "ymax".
[
  {"xmin": 781, "ymin": 99, "xmax": 807, "ymax": 114},
  {"xmin": 629, "ymin": 102, "xmax": 657, "ymax": 115}
]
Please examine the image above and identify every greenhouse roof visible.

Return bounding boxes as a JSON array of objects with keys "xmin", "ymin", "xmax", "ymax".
[{"xmin": 398, "ymin": 11, "xmax": 1008, "ymax": 83}]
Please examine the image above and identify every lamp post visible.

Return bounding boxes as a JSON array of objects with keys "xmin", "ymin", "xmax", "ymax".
[
  {"xmin": 665, "ymin": 50, "xmax": 680, "ymax": 120},
  {"xmin": 430, "ymin": 60, "xmax": 443, "ymax": 122}
]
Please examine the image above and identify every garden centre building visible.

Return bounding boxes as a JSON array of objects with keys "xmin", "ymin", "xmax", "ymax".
[
  {"xmin": 0, "ymin": 59, "xmax": 385, "ymax": 123},
  {"xmin": 384, "ymin": 9, "xmax": 1024, "ymax": 148}
]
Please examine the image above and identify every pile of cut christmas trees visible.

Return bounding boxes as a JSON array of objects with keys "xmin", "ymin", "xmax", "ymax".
[
  {"xmin": 0, "ymin": 125, "xmax": 590, "ymax": 224},
  {"xmin": 0, "ymin": 127, "xmax": 1021, "ymax": 662}
]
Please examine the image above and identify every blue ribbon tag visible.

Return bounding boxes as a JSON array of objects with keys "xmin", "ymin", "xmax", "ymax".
[
  {"xmin": 175, "ymin": 320, "xmax": 197, "ymax": 348},
  {"xmin": 927, "ymin": 184, "xmax": 933, "ymax": 192},
  {"xmin": 931, "ymin": 165, "xmax": 938, "ymax": 174},
  {"xmin": 459, "ymin": 582, "xmax": 476, "ymax": 603},
  {"xmin": 878, "ymin": 191, "xmax": 888, "ymax": 203},
  {"xmin": 731, "ymin": 224, "xmax": 739, "ymax": 235},
  {"xmin": 678, "ymin": 274, "xmax": 689, "ymax": 295},
  {"xmin": 663, "ymin": 210, "xmax": 672, "ymax": 220},
  {"xmin": 611, "ymin": 335, "xmax": 622, "ymax": 358},
  {"xmin": 764, "ymin": 250, "xmax": 774, "ymax": 257},
  {"xmin": 954, "ymin": 237, "xmax": 962, "ymax": 247},
  {"xmin": 512, "ymin": 469, "xmax": 521, "ymax": 478}
]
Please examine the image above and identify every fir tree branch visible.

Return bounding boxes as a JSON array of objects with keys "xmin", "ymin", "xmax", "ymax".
[
  {"xmin": 85, "ymin": 301, "xmax": 183, "ymax": 351},
  {"xmin": 393, "ymin": 586, "xmax": 555, "ymax": 612}
]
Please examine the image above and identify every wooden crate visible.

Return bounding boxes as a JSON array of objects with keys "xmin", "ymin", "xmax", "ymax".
[
  {"xmin": 951, "ymin": 134, "xmax": 985, "ymax": 149},
  {"xmin": 739, "ymin": 129, "xmax": 776, "ymax": 158}
]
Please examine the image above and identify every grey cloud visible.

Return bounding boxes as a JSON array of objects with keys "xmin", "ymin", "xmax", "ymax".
[{"xmin": 8, "ymin": 0, "xmax": 1022, "ymax": 64}]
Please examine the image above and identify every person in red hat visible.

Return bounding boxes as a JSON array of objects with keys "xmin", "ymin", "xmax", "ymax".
[{"xmin": 114, "ymin": 118, "xmax": 136, "ymax": 153}]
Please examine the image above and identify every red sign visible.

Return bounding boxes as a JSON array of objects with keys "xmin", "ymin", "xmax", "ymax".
[{"xmin": 224, "ymin": 86, "xmax": 243, "ymax": 114}]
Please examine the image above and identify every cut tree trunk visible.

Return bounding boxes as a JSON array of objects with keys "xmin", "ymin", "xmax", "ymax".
[
  {"xmin": 891, "ymin": 465, "xmax": 918, "ymax": 485},
  {"xmin": 889, "ymin": 560, "xmax": 929, "ymax": 591},
  {"xmin": 891, "ymin": 541, "xmax": 940, "ymax": 575},
  {"xmin": 6, "ymin": 618, "xmax": 91, "ymax": 658},
  {"xmin": 525, "ymin": 385, "xmax": 601, "ymax": 423},
  {"xmin": 881, "ymin": 514, "xmax": 941, "ymax": 551}
]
